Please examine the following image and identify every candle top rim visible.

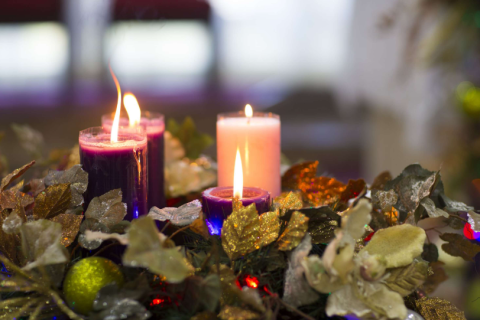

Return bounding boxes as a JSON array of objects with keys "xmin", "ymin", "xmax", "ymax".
[
  {"xmin": 203, "ymin": 186, "xmax": 270, "ymax": 200},
  {"xmin": 79, "ymin": 127, "xmax": 147, "ymax": 150},
  {"xmin": 217, "ymin": 111, "xmax": 280, "ymax": 121}
]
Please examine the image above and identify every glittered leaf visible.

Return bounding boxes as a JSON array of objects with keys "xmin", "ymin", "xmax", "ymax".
[
  {"xmin": 232, "ymin": 197, "xmax": 243, "ymax": 211},
  {"xmin": 441, "ymin": 194, "xmax": 473, "ymax": 213},
  {"xmin": 386, "ymin": 164, "xmax": 439, "ymax": 220},
  {"xmin": 384, "ymin": 258, "xmax": 429, "ymax": 297},
  {"xmin": 148, "ymin": 199, "xmax": 202, "ymax": 226},
  {"xmin": 85, "ymin": 189, "xmax": 126, "ymax": 229},
  {"xmin": 372, "ymin": 189, "xmax": 398, "ymax": 212},
  {"xmin": 0, "ymin": 210, "xmax": 22, "ymax": 265},
  {"xmin": 2, "ymin": 204, "xmax": 25, "ymax": 234},
  {"xmin": 421, "ymin": 197, "xmax": 448, "ymax": 219},
  {"xmin": 0, "ymin": 160, "xmax": 35, "ymax": 191},
  {"xmin": 440, "ymin": 233, "xmax": 480, "ymax": 261},
  {"xmin": 282, "ymin": 161, "xmax": 318, "ymax": 190},
  {"xmin": 19, "ymin": 220, "xmax": 69, "ymax": 270},
  {"xmin": 340, "ymin": 179, "xmax": 366, "ymax": 203},
  {"xmin": 277, "ymin": 211, "xmax": 309, "ymax": 251},
  {"xmin": 422, "ymin": 261, "xmax": 448, "ymax": 294},
  {"xmin": 282, "ymin": 235, "xmax": 319, "ymax": 308},
  {"xmin": 370, "ymin": 171, "xmax": 392, "ymax": 190},
  {"xmin": 78, "ymin": 218, "xmax": 109, "ymax": 250},
  {"xmin": 415, "ymin": 297, "xmax": 466, "ymax": 320},
  {"xmin": 299, "ymin": 176, "xmax": 346, "ymax": 207},
  {"xmin": 272, "ymin": 192, "xmax": 303, "ymax": 216},
  {"xmin": 50, "ymin": 214, "xmax": 83, "ymax": 247},
  {"xmin": 361, "ymin": 224, "xmax": 426, "ymax": 268},
  {"xmin": 467, "ymin": 210, "xmax": 480, "ymax": 232},
  {"xmin": 11, "ymin": 124, "xmax": 44, "ymax": 159},
  {"xmin": 257, "ymin": 210, "xmax": 281, "ymax": 247},
  {"xmin": 221, "ymin": 203, "xmax": 260, "ymax": 260},
  {"xmin": 287, "ymin": 206, "xmax": 340, "ymax": 244},
  {"xmin": 44, "ymin": 164, "xmax": 88, "ymax": 207},
  {"xmin": 123, "ymin": 217, "xmax": 192, "ymax": 283},
  {"xmin": 33, "ymin": 183, "xmax": 71, "ymax": 220},
  {"xmin": 218, "ymin": 305, "xmax": 260, "ymax": 320},
  {"xmin": 26, "ymin": 179, "xmax": 45, "ymax": 197},
  {"xmin": 109, "ymin": 220, "xmax": 131, "ymax": 234},
  {"xmin": 0, "ymin": 190, "xmax": 34, "ymax": 211},
  {"xmin": 190, "ymin": 213, "xmax": 209, "ymax": 238}
]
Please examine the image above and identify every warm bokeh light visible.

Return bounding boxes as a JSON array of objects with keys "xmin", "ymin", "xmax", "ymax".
[
  {"xmin": 233, "ymin": 148, "xmax": 243, "ymax": 199},
  {"xmin": 244, "ymin": 275, "xmax": 259, "ymax": 288},
  {"xmin": 109, "ymin": 65, "xmax": 122, "ymax": 143},
  {"xmin": 245, "ymin": 104, "xmax": 253, "ymax": 118},
  {"xmin": 123, "ymin": 93, "xmax": 141, "ymax": 127}
]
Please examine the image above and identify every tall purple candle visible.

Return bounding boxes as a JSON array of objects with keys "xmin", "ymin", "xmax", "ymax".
[
  {"xmin": 102, "ymin": 112, "xmax": 165, "ymax": 209},
  {"xmin": 79, "ymin": 127, "xmax": 148, "ymax": 220},
  {"xmin": 202, "ymin": 186, "xmax": 270, "ymax": 235}
]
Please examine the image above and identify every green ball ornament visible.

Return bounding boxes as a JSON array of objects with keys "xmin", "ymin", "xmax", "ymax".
[{"xmin": 63, "ymin": 257, "xmax": 124, "ymax": 315}]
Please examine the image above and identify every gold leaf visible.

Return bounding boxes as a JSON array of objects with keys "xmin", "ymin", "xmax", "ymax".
[
  {"xmin": 0, "ymin": 161, "xmax": 35, "ymax": 191},
  {"xmin": 383, "ymin": 258, "xmax": 429, "ymax": 297},
  {"xmin": 50, "ymin": 214, "xmax": 84, "ymax": 247},
  {"xmin": 282, "ymin": 161, "xmax": 318, "ymax": 190},
  {"xmin": 415, "ymin": 297, "xmax": 466, "ymax": 320},
  {"xmin": 299, "ymin": 177, "xmax": 346, "ymax": 207},
  {"xmin": 33, "ymin": 183, "xmax": 71, "ymax": 220},
  {"xmin": 0, "ymin": 190, "xmax": 34, "ymax": 211},
  {"xmin": 258, "ymin": 210, "xmax": 281, "ymax": 247},
  {"xmin": 190, "ymin": 213, "xmax": 210, "ymax": 239},
  {"xmin": 272, "ymin": 192, "xmax": 303, "ymax": 216},
  {"xmin": 277, "ymin": 211, "xmax": 309, "ymax": 251},
  {"xmin": 221, "ymin": 204, "xmax": 260, "ymax": 260},
  {"xmin": 218, "ymin": 305, "xmax": 260, "ymax": 320},
  {"xmin": 440, "ymin": 233, "xmax": 480, "ymax": 261}
]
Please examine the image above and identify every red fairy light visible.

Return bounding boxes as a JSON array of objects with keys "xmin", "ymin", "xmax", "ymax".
[
  {"xmin": 150, "ymin": 298, "xmax": 165, "ymax": 306},
  {"xmin": 245, "ymin": 275, "xmax": 259, "ymax": 289},
  {"xmin": 464, "ymin": 223, "xmax": 480, "ymax": 241},
  {"xmin": 363, "ymin": 231, "xmax": 375, "ymax": 242}
]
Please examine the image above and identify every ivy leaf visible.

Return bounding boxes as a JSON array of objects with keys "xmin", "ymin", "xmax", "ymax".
[
  {"xmin": 0, "ymin": 190, "xmax": 34, "ymax": 211},
  {"xmin": 123, "ymin": 217, "xmax": 193, "ymax": 283},
  {"xmin": 33, "ymin": 183, "xmax": 71, "ymax": 220},
  {"xmin": 0, "ymin": 209, "xmax": 22, "ymax": 265},
  {"xmin": 84, "ymin": 189, "xmax": 126, "ymax": 229},
  {"xmin": 440, "ymin": 233, "xmax": 480, "ymax": 261},
  {"xmin": 44, "ymin": 165, "xmax": 88, "ymax": 207},
  {"xmin": 383, "ymin": 258, "xmax": 429, "ymax": 297},
  {"xmin": 0, "ymin": 160, "xmax": 35, "ymax": 191},
  {"xmin": 50, "ymin": 213, "xmax": 84, "ymax": 247},
  {"xmin": 277, "ymin": 211, "xmax": 309, "ymax": 251},
  {"xmin": 421, "ymin": 197, "xmax": 449, "ymax": 219},
  {"xmin": 422, "ymin": 243, "xmax": 439, "ymax": 262},
  {"xmin": 272, "ymin": 191, "xmax": 303, "ymax": 216},
  {"xmin": 183, "ymin": 275, "xmax": 221, "ymax": 312}
]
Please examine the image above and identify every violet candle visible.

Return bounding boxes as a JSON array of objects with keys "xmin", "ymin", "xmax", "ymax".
[
  {"xmin": 202, "ymin": 186, "xmax": 270, "ymax": 235},
  {"xmin": 102, "ymin": 112, "xmax": 165, "ymax": 209},
  {"xmin": 79, "ymin": 126, "xmax": 148, "ymax": 220}
]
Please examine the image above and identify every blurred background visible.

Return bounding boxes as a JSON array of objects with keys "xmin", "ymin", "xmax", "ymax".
[{"xmin": 2, "ymin": 0, "xmax": 480, "ymax": 317}]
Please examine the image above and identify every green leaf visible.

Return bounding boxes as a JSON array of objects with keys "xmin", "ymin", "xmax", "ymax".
[
  {"xmin": 440, "ymin": 233, "xmax": 480, "ymax": 261},
  {"xmin": 383, "ymin": 258, "xmax": 429, "ymax": 297},
  {"xmin": 167, "ymin": 117, "xmax": 214, "ymax": 159},
  {"xmin": 123, "ymin": 217, "xmax": 193, "ymax": 283},
  {"xmin": 33, "ymin": 183, "xmax": 71, "ymax": 220}
]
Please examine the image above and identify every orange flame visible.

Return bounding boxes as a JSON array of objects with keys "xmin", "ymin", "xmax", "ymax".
[
  {"xmin": 123, "ymin": 92, "xmax": 141, "ymax": 127},
  {"xmin": 109, "ymin": 65, "xmax": 122, "ymax": 143},
  {"xmin": 245, "ymin": 104, "xmax": 253, "ymax": 118},
  {"xmin": 233, "ymin": 148, "xmax": 243, "ymax": 199}
]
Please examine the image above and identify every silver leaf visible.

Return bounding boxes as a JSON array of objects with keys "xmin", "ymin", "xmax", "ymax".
[
  {"xmin": 421, "ymin": 198, "xmax": 448, "ymax": 218},
  {"xmin": 148, "ymin": 200, "xmax": 202, "ymax": 226},
  {"xmin": 44, "ymin": 164, "xmax": 88, "ymax": 207}
]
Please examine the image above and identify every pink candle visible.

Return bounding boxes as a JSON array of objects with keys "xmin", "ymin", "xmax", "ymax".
[{"xmin": 217, "ymin": 105, "xmax": 281, "ymax": 198}]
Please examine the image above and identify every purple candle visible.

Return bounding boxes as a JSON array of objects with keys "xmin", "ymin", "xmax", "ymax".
[
  {"xmin": 202, "ymin": 186, "xmax": 270, "ymax": 235},
  {"xmin": 79, "ymin": 126, "xmax": 148, "ymax": 220},
  {"xmin": 102, "ymin": 111, "xmax": 165, "ymax": 209}
]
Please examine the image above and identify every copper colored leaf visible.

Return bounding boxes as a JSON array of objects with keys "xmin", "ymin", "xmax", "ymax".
[
  {"xmin": 218, "ymin": 305, "xmax": 260, "ymax": 320},
  {"xmin": 33, "ymin": 183, "xmax": 71, "ymax": 220},
  {"xmin": 415, "ymin": 297, "xmax": 466, "ymax": 320},
  {"xmin": 282, "ymin": 161, "xmax": 318, "ymax": 190},
  {"xmin": 340, "ymin": 179, "xmax": 366, "ymax": 203},
  {"xmin": 277, "ymin": 211, "xmax": 309, "ymax": 251},
  {"xmin": 272, "ymin": 192, "xmax": 303, "ymax": 216},
  {"xmin": 50, "ymin": 214, "xmax": 84, "ymax": 247},
  {"xmin": 190, "ymin": 213, "xmax": 210, "ymax": 239},
  {"xmin": 383, "ymin": 258, "xmax": 429, "ymax": 297},
  {"xmin": 0, "ymin": 160, "xmax": 35, "ymax": 191},
  {"xmin": 44, "ymin": 165, "xmax": 88, "ymax": 207},
  {"xmin": 26, "ymin": 179, "xmax": 45, "ymax": 197},
  {"xmin": 299, "ymin": 176, "xmax": 346, "ymax": 207},
  {"xmin": 440, "ymin": 233, "xmax": 480, "ymax": 261},
  {"xmin": 371, "ymin": 171, "xmax": 392, "ymax": 190},
  {"xmin": 0, "ymin": 190, "xmax": 33, "ymax": 211},
  {"xmin": 422, "ymin": 261, "xmax": 448, "ymax": 294}
]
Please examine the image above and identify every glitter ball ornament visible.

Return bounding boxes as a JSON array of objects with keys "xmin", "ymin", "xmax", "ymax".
[{"xmin": 63, "ymin": 257, "xmax": 124, "ymax": 315}]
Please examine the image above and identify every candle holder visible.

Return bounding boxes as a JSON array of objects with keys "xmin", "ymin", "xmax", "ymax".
[
  {"xmin": 79, "ymin": 126, "xmax": 148, "ymax": 220},
  {"xmin": 217, "ymin": 111, "xmax": 281, "ymax": 198},
  {"xmin": 102, "ymin": 112, "xmax": 165, "ymax": 210},
  {"xmin": 202, "ymin": 186, "xmax": 270, "ymax": 235}
]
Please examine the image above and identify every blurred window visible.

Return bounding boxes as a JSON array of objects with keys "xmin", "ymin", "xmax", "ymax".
[{"xmin": 105, "ymin": 21, "xmax": 213, "ymax": 92}]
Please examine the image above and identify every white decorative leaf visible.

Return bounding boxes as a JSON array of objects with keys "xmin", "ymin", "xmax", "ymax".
[{"xmin": 148, "ymin": 200, "xmax": 202, "ymax": 226}]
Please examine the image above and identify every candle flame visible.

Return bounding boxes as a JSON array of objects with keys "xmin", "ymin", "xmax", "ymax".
[
  {"xmin": 245, "ymin": 104, "xmax": 253, "ymax": 118},
  {"xmin": 109, "ymin": 65, "xmax": 122, "ymax": 143},
  {"xmin": 123, "ymin": 92, "xmax": 141, "ymax": 127},
  {"xmin": 233, "ymin": 148, "xmax": 243, "ymax": 199}
]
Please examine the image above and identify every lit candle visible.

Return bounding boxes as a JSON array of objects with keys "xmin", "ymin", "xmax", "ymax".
[
  {"xmin": 202, "ymin": 148, "xmax": 271, "ymax": 235},
  {"xmin": 80, "ymin": 67, "xmax": 148, "ymax": 220},
  {"xmin": 102, "ymin": 93, "xmax": 166, "ymax": 210},
  {"xmin": 217, "ymin": 105, "xmax": 281, "ymax": 198}
]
